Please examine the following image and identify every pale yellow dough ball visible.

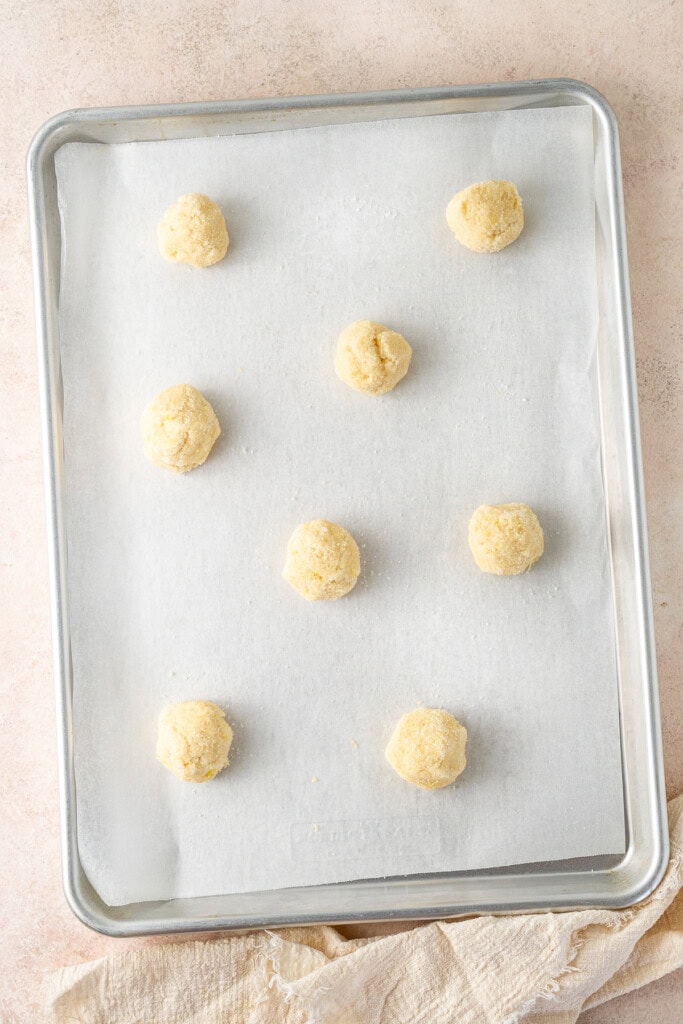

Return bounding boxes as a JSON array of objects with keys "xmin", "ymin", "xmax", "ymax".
[
  {"xmin": 283, "ymin": 519, "xmax": 361, "ymax": 601},
  {"xmin": 468, "ymin": 503, "xmax": 544, "ymax": 575},
  {"xmin": 385, "ymin": 708, "xmax": 467, "ymax": 790},
  {"xmin": 156, "ymin": 700, "xmax": 233, "ymax": 783},
  {"xmin": 141, "ymin": 384, "xmax": 220, "ymax": 474},
  {"xmin": 335, "ymin": 320, "xmax": 412, "ymax": 395},
  {"xmin": 447, "ymin": 180, "xmax": 524, "ymax": 253},
  {"xmin": 158, "ymin": 193, "xmax": 229, "ymax": 268}
]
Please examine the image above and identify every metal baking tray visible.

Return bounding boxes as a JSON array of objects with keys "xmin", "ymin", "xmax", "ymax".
[{"xmin": 28, "ymin": 79, "xmax": 668, "ymax": 936}]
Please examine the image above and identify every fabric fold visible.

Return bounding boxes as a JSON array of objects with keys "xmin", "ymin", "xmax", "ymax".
[{"xmin": 46, "ymin": 796, "xmax": 683, "ymax": 1024}]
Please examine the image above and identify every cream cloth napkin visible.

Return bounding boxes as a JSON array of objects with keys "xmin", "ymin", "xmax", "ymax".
[{"xmin": 46, "ymin": 795, "xmax": 683, "ymax": 1024}]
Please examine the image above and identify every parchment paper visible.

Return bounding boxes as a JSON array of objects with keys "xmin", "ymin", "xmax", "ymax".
[{"xmin": 55, "ymin": 104, "xmax": 626, "ymax": 906}]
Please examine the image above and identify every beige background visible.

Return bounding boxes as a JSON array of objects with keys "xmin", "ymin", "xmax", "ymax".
[{"xmin": 0, "ymin": 1, "xmax": 680, "ymax": 1020}]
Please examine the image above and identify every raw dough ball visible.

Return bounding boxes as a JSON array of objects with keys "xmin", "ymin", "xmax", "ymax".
[
  {"xmin": 446, "ymin": 180, "xmax": 524, "ymax": 253},
  {"xmin": 283, "ymin": 519, "xmax": 361, "ymax": 601},
  {"xmin": 468, "ymin": 503, "xmax": 544, "ymax": 575},
  {"xmin": 158, "ymin": 193, "xmax": 229, "ymax": 268},
  {"xmin": 335, "ymin": 320, "xmax": 412, "ymax": 395},
  {"xmin": 156, "ymin": 700, "xmax": 233, "ymax": 783},
  {"xmin": 385, "ymin": 708, "xmax": 467, "ymax": 790},
  {"xmin": 141, "ymin": 384, "xmax": 220, "ymax": 473}
]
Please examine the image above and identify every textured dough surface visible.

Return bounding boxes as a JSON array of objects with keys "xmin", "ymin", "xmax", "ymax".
[
  {"xmin": 385, "ymin": 708, "xmax": 467, "ymax": 790},
  {"xmin": 158, "ymin": 193, "xmax": 229, "ymax": 267},
  {"xmin": 141, "ymin": 384, "xmax": 220, "ymax": 473},
  {"xmin": 283, "ymin": 519, "xmax": 361, "ymax": 601},
  {"xmin": 156, "ymin": 700, "xmax": 233, "ymax": 783},
  {"xmin": 335, "ymin": 319, "xmax": 412, "ymax": 395},
  {"xmin": 447, "ymin": 180, "xmax": 524, "ymax": 253},
  {"xmin": 469, "ymin": 502, "xmax": 544, "ymax": 575}
]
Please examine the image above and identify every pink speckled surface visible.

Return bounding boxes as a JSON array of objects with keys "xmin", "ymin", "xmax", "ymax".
[{"xmin": 0, "ymin": 1, "xmax": 680, "ymax": 1020}]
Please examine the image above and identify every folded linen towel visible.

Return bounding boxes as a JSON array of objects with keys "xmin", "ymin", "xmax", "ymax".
[{"xmin": 46, "ymin": 794, "xmax": 683, "ymax": 1024}]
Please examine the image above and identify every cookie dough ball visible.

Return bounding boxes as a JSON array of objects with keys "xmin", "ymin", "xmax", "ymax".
[
  {"xmin": 158, "ymin": 193, "xmax": 229, "ymax": 268},
  {"xmin": 141, "ymin": 384, "xmax": 220, "ymax": 473},
  {"xmin": 335, "ymin": 320, "xmax": 412, "ymax": 395},
  {"xmin": 283, "ymin": 519, "xmax": 360, "ymax": 601},
  {"xmin": 385, "ymin": 708, "xmax": 467, "ymax": 790},
  {"xmin": 156, "ymin": 700, "xmax": 233, "ymax": 783},
  {"xmin": 469, "ymin": 503, "xmax": 544, "ymax": 575},
  {"xmin": 447, "ymin": 180, "xmax": 524, "ymax": 253}
]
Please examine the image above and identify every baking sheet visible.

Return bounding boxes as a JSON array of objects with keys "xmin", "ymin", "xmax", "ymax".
[{"xmin": 55, "ymin": 104, "xmax": 625, "ymax": 907}]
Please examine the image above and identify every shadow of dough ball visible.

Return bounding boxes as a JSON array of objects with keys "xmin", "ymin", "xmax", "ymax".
[
  {"xmin": 158, "ymin": 193, "xmax": 229, "ymax": 267},
  {"xmin": 385, "ymin": 708, "xmax": 467, "ymax": 790},
  {"xmin": 156, "ymin": 700, "xmax": 233, "ymax": 783},
  {"xmin": 447, "ymin": 180, "xmax": 524, "ymax": 253}
]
